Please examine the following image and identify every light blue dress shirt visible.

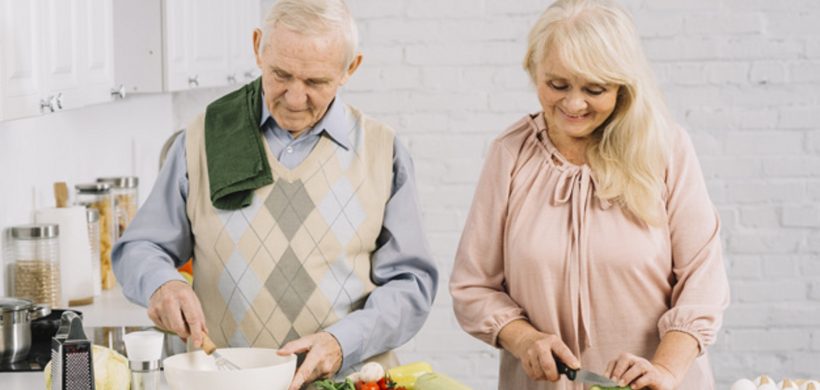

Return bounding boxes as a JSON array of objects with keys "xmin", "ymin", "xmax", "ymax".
[{"xmin": 112, "ymin": 96, "xmax": 438, "ymax": 372}]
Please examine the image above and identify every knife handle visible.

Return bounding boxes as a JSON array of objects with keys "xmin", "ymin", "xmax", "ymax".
[{"xmin": 553, "ymin": 355, "xmax": 578, "ymax": 381}]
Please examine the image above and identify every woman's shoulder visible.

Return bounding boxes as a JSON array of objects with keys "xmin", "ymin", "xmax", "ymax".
[{"xmin": 490, "ymin": 113, "xmax": 545, "ymax": 156}]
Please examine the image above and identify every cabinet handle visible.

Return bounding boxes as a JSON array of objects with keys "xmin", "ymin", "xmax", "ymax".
[
  {"xmin": 110, "ymin": 85, "xmax": 127, "ymax": 99},
  {"xmin": 227, "ymin": 74, "xmax": 237, "ymax": 84},
  {"xmin": 52, "ymin": 93, "xmax": 64, "ymax": 110},
  {"xmin": 40, "ymin": 96, "xmax": 55, "ymax": 113},
  {"xmin": 188, "ymin": 75, "xmax": 199, "ymax": 87}
]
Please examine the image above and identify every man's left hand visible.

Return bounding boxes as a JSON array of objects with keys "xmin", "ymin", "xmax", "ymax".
[
  {"xmin": 277, "ymin": 332, "xmax": 343, "ymax": 390},
  {"xmin": 605, "ymin": 352, "xmax": 677, "ymax": 390}
]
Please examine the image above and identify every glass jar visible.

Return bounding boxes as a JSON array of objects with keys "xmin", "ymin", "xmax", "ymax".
[
  {"xmin": 10, "ymin": 224, "xmax": 61, "ymax": 308},
  {"xmin": 86, "ymin": 208, "xmax": 102, "ymax": 296},
  {"xmin": 75, "ymin": 183, "xmax": 116, "ymax": 290},
  {"xmin": 97, "ymin": 177, "xmax": 139, "ymax": 238}
]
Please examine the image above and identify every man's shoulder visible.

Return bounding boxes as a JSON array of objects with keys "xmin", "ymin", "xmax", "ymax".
[{"xmin": 345, "ymin": 104, "xmax": 396, "ymax": 138}]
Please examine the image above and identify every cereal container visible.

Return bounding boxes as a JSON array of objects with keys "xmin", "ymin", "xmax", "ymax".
[
  {"xmin": 96, "ymin": 176, "xmax": 139, "ymax": 238},
  {"xmin": 86, "ymin": 208, "xmax": 102, "ymax": 296},
  {"xmin": 10, "ymin": 224, "xmax": 61, "ymax": 307},
  {"xmin": 75, "ymin": 183, "xmax": 116, "ymax": 290}
]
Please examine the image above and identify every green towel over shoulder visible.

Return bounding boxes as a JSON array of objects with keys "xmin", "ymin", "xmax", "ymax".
[{"xmin": 204, "ymin": 77, "xmax": 273, "ymax": 210}]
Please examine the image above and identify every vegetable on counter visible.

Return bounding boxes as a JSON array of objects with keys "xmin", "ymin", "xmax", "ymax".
[
  {"xmin": 589, "ymin": 386, "xmax": 633, "ymax": 390},
  {"xmin": 387, "ymin": 361, "xmax": 434, "ymax": 388},
  {"xmin": 413, "ymin": 372, "xmax": 471, "ymax": 390}
]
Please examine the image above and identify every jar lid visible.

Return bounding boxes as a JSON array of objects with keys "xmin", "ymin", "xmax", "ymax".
[
  {"xmin": 97, "ymin": 176, "xmax": 139, "ymax": 189},
  {"xmin": 11, "ymin": 224, "xmax": 60, "ymax": 239},
  {"xmin": 86, "ymin": 208, "xmax": 100, "ymax": 223},
  {"xmin": 76, "ymin": 183, "xmax": 111, "ymax": 194},
  {"xmin": 0, "ymin": 297, "xmax": 33, "ymax": 312}
]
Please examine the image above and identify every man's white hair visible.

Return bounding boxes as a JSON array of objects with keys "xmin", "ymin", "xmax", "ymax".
[{"xmin": 260, "ymin": 0, "xmax": 359, "ymax": 68}]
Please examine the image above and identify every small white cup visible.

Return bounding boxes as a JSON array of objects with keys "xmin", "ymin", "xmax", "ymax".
[{"xmin": 124, "ymin": 330, "xmax": 165, "ymax": 362}]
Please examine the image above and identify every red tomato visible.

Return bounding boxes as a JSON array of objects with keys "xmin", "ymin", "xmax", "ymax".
[
  {"xmin": 360, "ymin": 382, "xmax": 380, "ymax": 390},
  {"xmin": 377, "ymin": 378, "xmax": 388, "ymax": 390}
]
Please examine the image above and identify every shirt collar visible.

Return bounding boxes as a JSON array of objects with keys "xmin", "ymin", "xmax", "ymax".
[{"xmin": 259, "ymin": 93, "xmax": 351, "ymax": 150}]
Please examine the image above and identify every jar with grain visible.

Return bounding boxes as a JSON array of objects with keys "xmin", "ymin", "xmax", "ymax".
[
  {"xmin": 86, "ymin": 208, "xmax": 102, "ymax": 296},
  {"xmin": 10, "ymin": 224, "xmax": 61, "ymax": 308},
  {"xmin": 96, "ymin": 176, "xmax": 139, "ymax": 238},
  {"xmin": 75, "ymin": 183, "xmax": 116, "ymax": 290}
]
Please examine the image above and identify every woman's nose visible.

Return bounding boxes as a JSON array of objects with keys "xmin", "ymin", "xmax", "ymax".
[{"xmin": 563, "ymin": 92, "xmax": 588, "ymax": 113}]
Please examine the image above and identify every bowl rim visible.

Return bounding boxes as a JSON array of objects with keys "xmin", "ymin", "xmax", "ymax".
[{"xmin": 163, "ymin": 347, "xmax": 296, "ymax": 373}]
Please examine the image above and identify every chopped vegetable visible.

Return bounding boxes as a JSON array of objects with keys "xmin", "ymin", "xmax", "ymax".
[
  {"xmin": 387, "ymin": 361, "xmax": 434, "ymax": 388},
  {"xmin": 414, "ymin": 372, "xmax": 471, "ymax": 390},
  {"xmin": 314, "ymin": 379, "xmax": 357, "ymax": 390}
]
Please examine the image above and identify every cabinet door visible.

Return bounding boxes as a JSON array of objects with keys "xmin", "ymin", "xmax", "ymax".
[
  {"xmin": 227, "ymin": 0, "xmax": 260, "ymax": 86},
  {"xmin": 163, "ymin": 0, "xmax": 192, "ymax": 91},
  {"xmin": 188, "ymin": 0, "xmax": 228, "ymax": 88},
  {"xmin": 0, "ymin": 0, "xmax": 45, "ymax": 121},
  {"xmin": 41, "ymin": 0, "xmax": 83, "ymax": 111},
  {"xmin": 80, "ymin": 0, "xmax": 116, "ymax": 106}
]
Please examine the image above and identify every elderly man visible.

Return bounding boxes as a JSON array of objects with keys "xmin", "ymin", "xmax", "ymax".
[{"xmin": 112, "ymin": 0, "xmax": 438, "ymax": 388}]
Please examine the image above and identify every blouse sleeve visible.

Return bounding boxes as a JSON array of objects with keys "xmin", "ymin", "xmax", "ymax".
[
  {"xmin": 449, "ymin": 137, "xmax": 527, "ymax": 347},
  {"xmin": 657, "ymin": 128, "xmax": 731, "ymax": 354}
]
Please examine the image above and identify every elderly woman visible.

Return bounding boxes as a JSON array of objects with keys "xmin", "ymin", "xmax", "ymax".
[{"xmin": 449, "ymin": 0, "xmax": 730, "ymax": 389}]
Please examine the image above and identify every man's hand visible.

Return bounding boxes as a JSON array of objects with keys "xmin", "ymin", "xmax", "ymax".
[
  {"xmin": 605, "ymin": 353, "xmax": 677, "ymax": 390},
  {"xmin": 147, "ymin": 280, "xmax": 207, "ymax": 348},
  {"xmin": 277, "ymin": 332, "xmax": 343, "ymax": 390}
]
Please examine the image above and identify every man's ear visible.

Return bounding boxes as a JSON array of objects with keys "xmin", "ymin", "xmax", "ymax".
[
  {"xmin": 339, "ymin": 53, "xmax": 363, "ymax": 85},
  {"xmin": 253, "ymin": 28, "xmax": 264, "ymax": 68}
]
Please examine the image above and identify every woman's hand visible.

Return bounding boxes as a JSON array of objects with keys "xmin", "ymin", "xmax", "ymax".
[
  {"xmin": 605, "ymin": 353, "xmax": 677, "ymax": 390},
  {"xmin": 499, "ymin": 320, "xmax": 580, "ymax": 382}
]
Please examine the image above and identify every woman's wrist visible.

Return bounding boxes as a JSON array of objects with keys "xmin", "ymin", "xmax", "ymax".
[{"xmin": 498, "ymin": 319, "xmax": 537, "ymax": 357}]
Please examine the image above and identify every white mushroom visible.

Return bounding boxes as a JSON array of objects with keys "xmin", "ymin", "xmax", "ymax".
[
  {"xmin": 755, "ymin": 376, "xmax": 776, "ymax": 386},
  {"xmin": 801, "ymin": 380, "xmax": 820, "ymax": 390},
  {"xmin": 358, "ymin": 362, "xmax": 385, "ymax": 382},
  {"xmin": 780, "ymin": 379, "xmax": 800, "ymax": 390}
]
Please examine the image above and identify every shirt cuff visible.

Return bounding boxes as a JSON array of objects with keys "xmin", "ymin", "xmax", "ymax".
[
  {"xmin": 138, "ymin": 268, "xmax": 188, "ymax": 306},
  {"xmin": 324, "ymin": 319, "xmax": 364, "ymax": 374}
]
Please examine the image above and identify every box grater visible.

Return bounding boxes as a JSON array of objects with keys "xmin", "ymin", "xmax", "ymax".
[{"xmin": 51, "ymin": 311, "xmax": 95, "ymax": 390}]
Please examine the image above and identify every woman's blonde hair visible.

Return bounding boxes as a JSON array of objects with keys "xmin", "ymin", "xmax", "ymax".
[
  {"xmin": 261, "ymin": 0, "xmax": 359, "ymax": 68},
  {"xmin": 524, "ymin": 0, "xmax": 672, "ymax": 226}
]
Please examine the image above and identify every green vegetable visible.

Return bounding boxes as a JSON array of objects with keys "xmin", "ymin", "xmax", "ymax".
[
  {"xmin": 313, "ymin": 378, "xmax": 356, "ymax": 390},
  {"xmin": 414, "ymin": 372, "xmax": 471, "ymax": 390},
  {"xmin": 589, "ymin": 385, "xmax": 632, "ymax": 390}
]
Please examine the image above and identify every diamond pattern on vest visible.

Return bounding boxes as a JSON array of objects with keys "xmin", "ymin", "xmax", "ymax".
[{"xmin": 197, "ymin": 123, "xmax": 389, "ymax": 349}]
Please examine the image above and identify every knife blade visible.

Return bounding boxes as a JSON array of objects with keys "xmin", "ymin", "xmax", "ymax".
[{"xmin": 554, "ymin": 355, "xmax": 620, "ymax": 387}]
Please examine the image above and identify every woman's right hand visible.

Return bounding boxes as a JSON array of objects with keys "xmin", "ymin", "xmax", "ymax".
[{"xmin": 499, "ymin": 319, "xmax": 580, "ymax": 382}]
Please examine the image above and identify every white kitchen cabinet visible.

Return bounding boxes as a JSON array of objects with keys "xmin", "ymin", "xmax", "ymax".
[
  {"xmin": 0, "ymin": 0, "xmax": 117, "ymax": 122},
  {"xmin": 0, "ymin": 0, "xmax": 114, "ymax": 120},
  {"xmin": 114, "ymin": 0, "xmax": 261, "ymax": 94}
]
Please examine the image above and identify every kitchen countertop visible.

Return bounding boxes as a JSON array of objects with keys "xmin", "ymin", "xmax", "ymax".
[{"xmin": 73, "ymin": 285, "xmax": 153, "ymax": 328}]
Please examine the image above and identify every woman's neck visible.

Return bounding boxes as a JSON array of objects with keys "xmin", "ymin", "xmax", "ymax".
[{"xmin": 547, "ymin": 127, "xmax": 590, "ymax": 166}]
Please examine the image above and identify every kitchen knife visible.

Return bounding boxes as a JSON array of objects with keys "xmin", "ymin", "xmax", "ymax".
[{"xmin": 554, "ymin": 355, "xmax": 620, "ymax": 387}]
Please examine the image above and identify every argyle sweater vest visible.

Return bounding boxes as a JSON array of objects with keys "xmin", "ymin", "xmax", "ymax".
[{"xmin": 185, "ymin": 105, "xmax": 393, "ymax": 350}]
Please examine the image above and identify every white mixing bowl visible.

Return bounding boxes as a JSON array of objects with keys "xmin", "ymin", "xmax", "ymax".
[{"xmin": 163, "ymin": 348, "xmax": 296, "ymax": 390}]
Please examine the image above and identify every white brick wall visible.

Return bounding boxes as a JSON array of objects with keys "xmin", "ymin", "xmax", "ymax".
[{"xmin": 341, "ymin": 0, "xmax": 820, "ymax": 388}]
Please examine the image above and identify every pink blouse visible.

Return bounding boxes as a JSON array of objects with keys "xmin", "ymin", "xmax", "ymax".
[{"xmin": 450, "ymin": 113, "xmax": 730, "ymax": 389}]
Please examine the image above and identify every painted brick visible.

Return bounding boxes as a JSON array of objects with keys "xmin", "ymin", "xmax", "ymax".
[
  {"xmin": 738, "ymin": 109, "xmax": 779, "ymax": 129},
  {"xmin": 381, "ymin": 66, "xmax": 422, "ymax": 90},
  {"xmin": 706, "ymin": 62, "xmax": 751, "ymax": 86},
  {"xmin": 779, "ymin": 107, "xmax": 820, "ymax": 129},
  {"xmin": 667, "ymin": 62, "xmax": 707, "ymax": 85},
  {"xmin": 790, "ymin": 61, "xmax": 820, "ymax": 82},
  {"xmin": 725, "ymin": 131, "xmax": 804, "ymax": 155},
  {"xmin": 724, "ymin": 303, "xmax": 820, "ymax": 327},
  {"xmin": 767, "ymin": 13, "xmax": 820, "ymax": 36},
  {"xmin": 346, "ymin": 0, "xmax": 404, "ymax": 19},
  {"xmin": 406, "ymin": 0, "xmax": 486, "ymax": 19},
  {"xmin": 406, "ymin": 43, "xmax": 485, "ymax": 66},
  {"xmin": 364, "ymin": 19, "xmax": 442, "ymax": 44},
  {"xmin": 738, "ymin": 206, "xmax": 780, "ymax": 229},
  {"xmin": 632, "ymin": 12, "xmax": 683, "ymax": 38},
  {"xmin": 782, "ymin": 205, "xmax": 820, "ymax": 227},
  {"xmin": 750, "ymin": 61, "xmax": 789, "ymax": 85},
  {"xmin": 811, "ymin": 131, "xmax": 820, "ymax": 153},
  {"xmin": 809, "ymin": 39, "xmax": 820, "ymax": 58},
  {"xmin": 733, "ymin": 280, "xmax": 808, "ymax": 303},
  {"xmin": 729, "ymin": 255, "xmax": 763, "ymax": 279},
  {"xmin": 761, "ymin": 157, "xmax": 820, "ymax": 177},
  {"xmin": 718, "ymin": 38, "xmax": 804, "ymax": 60},
  {"xmin": 359, "ymin": 45, "xmax": 404, "ymax": 65},
  {"xmin": 800, "ymin": 256, "xmax": 820, "ymax": 276},
  {"xmin": 726, "ymin": 180, "xmax": 806, "ymax": 204},
  {"xmin": 728, "ymin": 232, "xmax": 803, "ymax": 254},
  {"xmin": 684, "ymin": 13, "xmax": 764, "ymax": 35},
  {"xmin": 731, "ymin": 329, "xmax": 812, "ymax": 351},
  {"xmin": 644, "ymin": 37, "xmax": 721, "ymax": 61}
]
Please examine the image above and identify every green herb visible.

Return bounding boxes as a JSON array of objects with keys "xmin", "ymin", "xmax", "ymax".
[{"xmin": 313, "ymin": 379, "xmax": 356, "ymax": 390}]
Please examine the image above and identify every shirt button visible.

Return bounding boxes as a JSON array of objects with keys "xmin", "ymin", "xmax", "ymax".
[{"xmin": 286, "ymin": 146, "xmax": 293, "ymax": 154}]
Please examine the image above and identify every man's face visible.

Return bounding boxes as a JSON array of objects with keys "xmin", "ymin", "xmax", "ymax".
[{"xmin": 253, "ymin": 24, "xmax": 361, "ymax": 137}]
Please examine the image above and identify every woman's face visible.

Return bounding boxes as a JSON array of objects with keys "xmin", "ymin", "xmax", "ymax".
[{"xmin": 536, "ymin": 50, "xmax": 619, "ymax": 142}]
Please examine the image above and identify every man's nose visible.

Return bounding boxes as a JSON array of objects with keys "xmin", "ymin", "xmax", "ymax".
[{"xmin": 284, "ymin": 81, "xmax": 308, "ymax": 108}]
